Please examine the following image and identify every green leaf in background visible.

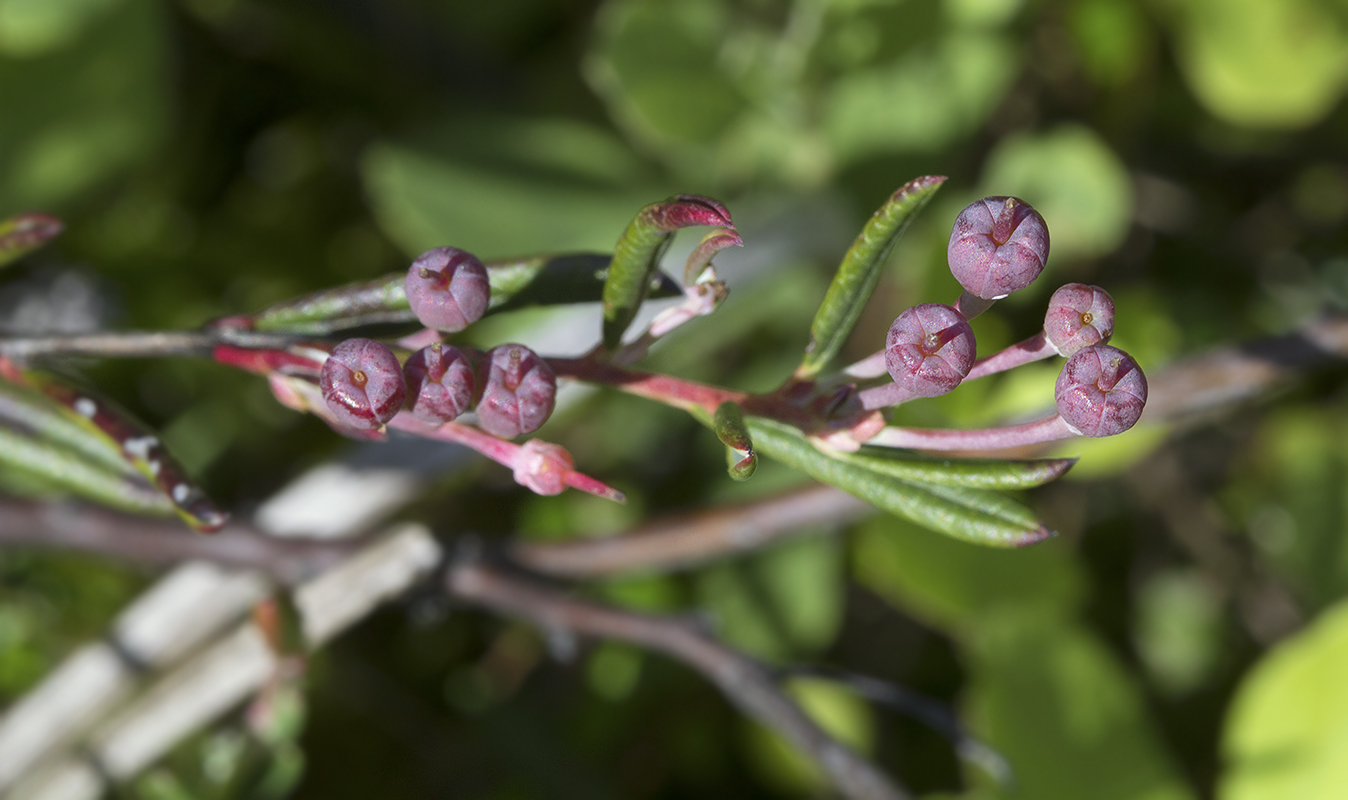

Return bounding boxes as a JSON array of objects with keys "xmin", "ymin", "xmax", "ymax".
[
  {"xmin": 852, "ymin": 515, "xmax": 1083, "ymax": 633},
  {"xmin": 743, "ymin": 677, "xmax": 874, "ymax": 795},
  {"xmin": 981, "ymin": 125, "xmax": 1131, "ymax": 262},
  {"xmin": 746, "ymin": 416, "xmax": 1052, "ymax": 546},
  {"xmin": 0, "ymin": 423, "xmax": 172, "ymax": 516},
  {"xmin": 1220, "ymin": 599, "xmax": 1348, "ymax": 800},
  {"xmin": 796, "ymin": 175, "xmax": 945, "ymax": 380},
  {"xmin": 1160, "ymin": 0, "xmax": 1348, "ymax": 129},
  {"xmin": 963, "ymin": 612, "xmax": 1196, "ymax": 800},
  {"xmin": 824, "ymin": 32, "xmax": 1018, "ymax": 163},
  {"xmin": 0, "ymin": 0, "xmax": 167, "ymax": 209},
  {"xmin": 696, "ymin": 532, "xmax": 843, "ymax": 661},
  {"xmin": 360, "ymin": 117, "xmax": 662, "ymax": 258}
]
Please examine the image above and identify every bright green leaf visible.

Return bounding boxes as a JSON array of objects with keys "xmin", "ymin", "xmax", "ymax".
[
  {"xmin": 1220, "ymin": 599, "xmax": 1348, "ymax": 800},
  {"xmin": 842, "ymin": 448, "xmax": 1076, "ymax": 490},
  {"xmin": 797, "ymin": 175, "xmax": 946, "ymax": 380}
]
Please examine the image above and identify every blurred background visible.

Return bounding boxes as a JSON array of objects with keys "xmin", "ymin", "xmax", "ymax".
[{"xmin": 2, "ymin": 0, "xmax": 1348, "ymax": 797}]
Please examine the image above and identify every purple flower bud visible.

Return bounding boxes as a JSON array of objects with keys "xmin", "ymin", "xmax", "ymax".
[
  {"xmin": 948, "ymin": 196, "xmax": 1050, "ymax": 300},
  {"xmin": 403, "ymin": 342, "xmax": 474, "ymax": 424},
  {"xmin": 405, "ymin": 246, "xmax": 490, "ymax": 332},
  {"xmin": 320, "ymin": 338, "xmax": 407, "ymax": 429},
  {"xmin": 1054, "ymin": 345, "xmax": 1147, "ymax": 437},
  {"xmin": 475, "ymin": 344, "xmax": 556, "ymax": 439},
  {"xmin": 885, "ymin": 303, "xmax": 977, "ymax": 398},
  {"xmin": 1044, "ymin": 283, "xmax": 1115, "ymax": 356}
]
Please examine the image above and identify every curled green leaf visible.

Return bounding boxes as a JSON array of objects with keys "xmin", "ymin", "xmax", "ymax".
[
  {"xmin": 240, "ymin": 254, "xmax": 680, "ymax": 334},
  {"xmin": 0, "ymin": 213, "xmax": 63, "ymax": 268},
  {"xmin": 746, "ymin": 417, "xmax": 1053, "ymax": 547},
  {"xmin": 841, "ymin": 448, "xmax": 1076, "ymax": 490},
  {"xmin": 796, "ymin": 176, "xmax": 946, "ymax": 380},
  {"xmin": 602, "ymin": 195, "xmax": 734, "ymax": 349},
  {"xmin": 714, "ymin": 401, "xmax": 757, "ymax": 482}
]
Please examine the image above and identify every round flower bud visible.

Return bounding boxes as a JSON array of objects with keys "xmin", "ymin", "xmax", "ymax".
[
  {"xmin": 948, "ymin": 196, "xmax": 1050, "ymax": 300},
  {"xmin": 1054, "ymin": 345, "xmax": 1147, "ymax": 437},
  {"xmin": 885, "ymin": 303, "xmax": 977, "ymax": 398},
  {"xmin": 403, "ymin": 342, "xmax": 474, "ymax": 424},
  {"xmin": 1044, "ymin": 283, "xmax": 1115, "ymax": 356},
  {"xmin": 405, "ymin": 246, "xmax": 490, "ymax": 332},
  {"xmin": 320, "ymin": 338, "xmax": 407, "ymax": 429},
  {"xmin": 475, "ymin": 344, "xmax": 556, "ymax": 439}
]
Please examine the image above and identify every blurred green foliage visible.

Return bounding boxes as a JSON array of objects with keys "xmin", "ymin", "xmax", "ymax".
[{"xmin": 3, "ymin": 0, "xmax": 1348, "ymax": 798}]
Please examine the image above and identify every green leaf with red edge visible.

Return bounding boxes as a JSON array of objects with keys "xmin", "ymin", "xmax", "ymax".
[
  {"xmin": 714, "ymin": 400, "xmax": 756, "ymax": 481},
  {"xmin": 796, "ymin": 176, "xmax": 946, "ymax": 380},
  {"xmin": 601, "ymin": 195, "xmax": 733, "ymax": 349},
  {"xmin": 235, "ymin": 253, "xmax": 681, "ymax": 335},
  {"xmin": 8, "ymin": 369, "xmax": 228, "ymax": 532},
  {"xmin": 746, "ymin": 416, "xmax": 1053, "ymax": 547}
]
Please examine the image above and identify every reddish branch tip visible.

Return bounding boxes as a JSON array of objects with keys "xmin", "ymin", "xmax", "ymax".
[
  {"xmin": 405, "ymin": 246, "xmax": 491, "ymax": 332},
  {"xmin": 475, "ymin": 344, "xmax": 557, "ymax": 439},
  {"xmin": 885, "ymin": 303, "xmax": 977, "ymax": 397},
  {"xmin": 948, "ymin": 196, "xmax": 1050, "ymax": 300},
  {"xmin": 1054, "ymin": 344, "xmax": 1147, "ymax": 437},
  {"xmin": 648, "ymin": 195, "xmax": 735, "ymax": 232},
  {"xmin": 320, "ymin": 338, "xmax": 407, "ymax": 429}
]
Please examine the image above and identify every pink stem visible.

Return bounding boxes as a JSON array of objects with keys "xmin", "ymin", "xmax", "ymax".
[
  {"xmin": 387, "ymin": 414, "xmax": 625, "ymax": 503},
  {"xmin": 868, "ymin": 413, "xmax": 1078, "ymax": 452},
  {"xmin": 964, "ymin": 330, "xmax": 1056, "ymax": 381},
  {"xmin": 954, "ymin": 291, "xmax": 995, "ymax": 320},
  {"xmin": 841, "ymin": 349, "xmax": 888, "ymax": 380},
  {"xmin": 854, "ymin": 381, "xmax": 919, "ymax": 411}
]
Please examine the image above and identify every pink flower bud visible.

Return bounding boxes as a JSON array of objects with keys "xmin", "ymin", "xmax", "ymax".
[
  {"xmin": 403, "ymin": 342, "xmax": 474, "ymax": 424},
  {"xmin": 405, "ymin": 246, "xmax": 490, "ymax": 332},
  {"xmin": 948, "ymin": 196, "xmax": 1050, "ymax": 300},
  {"xmin": 1044, "ymin": 283, "xmax": 1115, "ymax": 356},
  {"xmin": 512, "ymin": 439, "xmax": 574, "ymax": 495},
  {"xmin": 475, "ymin": 344, "xmax": 556, "ymax": 439},
  {"xmin": 885, "ymin": 303, "xmax": 976, "ymax": 398},
  {"xmin": 1054, "ymin": 345, "xmax": 1147, "ymax": 437},
  {"xmin": 320, "ymin": 338, "xmax": 407, "ymax": 429}
]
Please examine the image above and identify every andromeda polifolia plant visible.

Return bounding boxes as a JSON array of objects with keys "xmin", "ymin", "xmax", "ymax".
[{"xmin": 0, "ymin": 177, "xmax": 1147, "ymax": 547}]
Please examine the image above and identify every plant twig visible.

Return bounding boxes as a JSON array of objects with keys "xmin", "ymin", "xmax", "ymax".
[
  {"xmin": 445, "ymin": 557, "xmax": 909, "ymax": 800},
  {"xmin": 510, "ymin": 483, "xmax": 872, "ymax": 578}
]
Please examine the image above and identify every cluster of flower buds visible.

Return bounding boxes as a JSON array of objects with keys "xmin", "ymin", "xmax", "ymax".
[
  {"xmin": 868, "ymin": 196, "xmax": 1146, "ymax": 441},
  {"xmin": 317, "ymin": 247, "xmax": 558, "ymax": 438}
]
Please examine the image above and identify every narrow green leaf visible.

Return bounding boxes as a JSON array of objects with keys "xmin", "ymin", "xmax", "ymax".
[
  {"xmin": 746, "ymin": 417, "xmax": 1053, "ymax": 547},
  {"xmin": 0, "ymin": 423, "xmax": 173, "ymax": 516},
  {"xmin": 21, "ymin": 372, "xmax": 229, "ymax": 532},
  {"xmin": 796, "ymin": 176, "xmax": 946, "ymax": 380},
  {"xmin": 0, "ymin": 214, "xmax": 63, "ymax": 267},
  {"xmin": 715, "ymin": 401, "xmax": 757, "ymax": 482},
  {"xmin": 601, "ymin": 195, "xmax": 734, "ymax": 349},
  {"xmin": 842, "ymin": 448, "xmax": 1076, "ymax": 489},
  {"xmin": 246, "ymin": 253, "xmax": 680, "ymax": 334},
  {"xmin": 0, "ymin": 380, "xmax": 137, "ymax": 478}
]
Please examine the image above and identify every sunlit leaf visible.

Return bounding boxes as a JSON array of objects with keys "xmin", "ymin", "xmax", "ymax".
[
  {"xmin": 746, "ymin": 416, "xmax": 1052, "ymax": 547},
  {"xmin": 842, "ymin": 448, "xmax": 1076, "ymax": 489},
  {"xmin": 796, "ymin": 175, "xmax": 945, "ymax": 380},
  {"xmin": 1220, "ymin": 600, "xmax": 1348, "ymax": 800}
]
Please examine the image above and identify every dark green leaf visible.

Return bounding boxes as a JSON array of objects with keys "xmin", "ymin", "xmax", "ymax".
[
  {"xmin": 843, "ymin": 448, "xmax": 1076, "ymax": 489},
  {"xmin": 746, "ymin": 417, "xmax": 1053, "ymax": 547},
  {"xmin": 796, "ymin": 176, "xmax": 946, "ymax": 380}
]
